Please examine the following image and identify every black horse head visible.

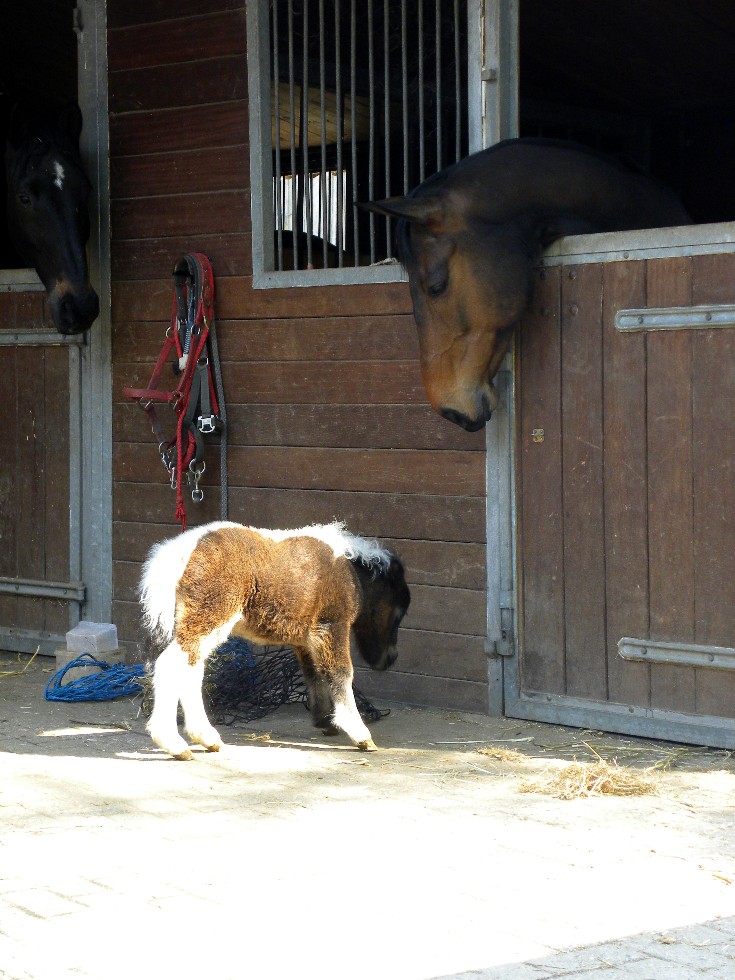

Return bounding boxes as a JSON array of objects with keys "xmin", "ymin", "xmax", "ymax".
[{"xmin": 4, "ymin": 103, "xmax": 99, "ymax": 335}]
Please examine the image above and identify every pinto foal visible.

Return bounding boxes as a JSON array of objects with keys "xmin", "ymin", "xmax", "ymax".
[{"xmin": 140, "ymin": 521, "xmax": 410, "ymax": 760}]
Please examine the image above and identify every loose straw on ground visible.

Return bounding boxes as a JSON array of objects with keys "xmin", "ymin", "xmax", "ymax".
[{"xmin": 0, "ymin": 648, "xmax": 40, "ymax": 679}]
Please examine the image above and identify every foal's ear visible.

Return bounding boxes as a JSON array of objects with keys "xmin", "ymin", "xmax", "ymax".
[
  {"xmin": 58, "ymin": 103, "xmax": 84, "ymax": 144},
  {"xmin": 360, "ymin": 195, "xmax": 445, "ymax": 233}
]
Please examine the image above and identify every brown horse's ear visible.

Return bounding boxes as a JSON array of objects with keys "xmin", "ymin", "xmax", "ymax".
[{"xmin": 360, "ymin": 195, "xmax": 445, "ymax": 232}]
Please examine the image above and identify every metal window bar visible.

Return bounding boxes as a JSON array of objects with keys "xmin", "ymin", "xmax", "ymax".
[
  {"xmin": 273, "ymin": 3, "xmax": 284, "ymax": 269},
  {"xmin": 454, "ymin": 0, "xmax": 461, "ymax": 161},
  {"xmin": 435, "ymin": 0, "xmax": 442, "ymax": 171},
  {"xmin": 384, "ymin": 1, "xmax": 392, "ymax": 258},
  {"xmin": 367, "ymin": 0, "xmax": 375, "ymax": 264},
  {"xmin": 418, "ymin": 0, "xmax": 425, "ymax": 181},
  {"xmin": 301, "ymin": 2, "xmax": 313, "ymax": 268},
  {"xmin": 319, "ymin": 0, "xmax": 328, "ymax": 265},
  {"xmin": 287, "ymin": 0, "xmax": 298, "ymax": 270},
  {"xmin": 335, "ymin": 0, "xmax": 343, "ymax": 265},
  {"xmin": 267, "ymin": 0, "xmax": 468, "ymax": 274},
  {"xmin": 402, "ymin": 0, "xmax": 409, "ymax": 193},
  {"xmin": 350, "ymin": 0, "xmax": 359, "ymax": 265}
]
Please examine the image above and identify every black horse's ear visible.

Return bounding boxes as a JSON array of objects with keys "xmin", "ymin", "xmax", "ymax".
[
  {"xmin": 58, "ymin": 103, "xmax": 83, "ymax": 144},
  {"xmin": 360, "ymin": 195, "xmax": 445, "ymax": 232}
]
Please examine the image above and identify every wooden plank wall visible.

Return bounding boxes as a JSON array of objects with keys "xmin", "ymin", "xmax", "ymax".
[
  {"xmin": 518, "ymin": 253, "xmax": 735, "ymax": 721},
  {"xmin": 0, "ymin": 295, "xmax": 71, "ymax": 638},
  {"xmin": 107, "ymin": 2, "xmax": 489, "ymax": 711}
]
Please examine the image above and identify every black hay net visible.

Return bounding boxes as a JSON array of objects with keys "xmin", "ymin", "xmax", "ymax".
[{"xmin": 200, "ymin": 639, "xmax": 389, "ymax": 728}]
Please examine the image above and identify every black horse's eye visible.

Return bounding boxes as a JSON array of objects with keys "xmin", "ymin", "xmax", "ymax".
[
  {"xmin": 18, "ymin": 193, "xmax": 32, "ymax": 207},
  {"xmin": 427, "ymin": 277, "xmax": 448, "ymax": 299}
]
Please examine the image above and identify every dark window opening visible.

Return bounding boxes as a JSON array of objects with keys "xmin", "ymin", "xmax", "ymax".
[
  {"xmin": 520, "ymin": 0, "xmax": 735, "ymax": 226},
  {"xmin": 0, "ymin": 0, "xmax": 78, "ymax": 269}
]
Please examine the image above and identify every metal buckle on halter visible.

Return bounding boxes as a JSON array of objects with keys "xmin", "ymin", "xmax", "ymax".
[
  {"xmin": 197, "ymin": 414, "xmax": 217, "ymax": 434},
  {"xmin": 187, "ymin": 459, "xmax": 205, "ymax": 503}
]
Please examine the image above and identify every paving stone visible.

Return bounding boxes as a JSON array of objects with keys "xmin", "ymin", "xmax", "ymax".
[{"xmin": 4, "ymin": 661, "xmax": 735, "ymax": 980}]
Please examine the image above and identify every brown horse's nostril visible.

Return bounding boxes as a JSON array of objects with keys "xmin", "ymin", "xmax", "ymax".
[
  {"xmin": 440, "ymin": 401, "xmax": 492, "ymax": 432},
  {"xmin": 441, "ymin": 408, "xmax": 487, "ymax": 431}
]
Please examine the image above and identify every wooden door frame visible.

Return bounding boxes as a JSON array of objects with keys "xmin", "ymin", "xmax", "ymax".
[{"xmin": 76, "ymin": 0, "xmax": 112, "ymax": 628}]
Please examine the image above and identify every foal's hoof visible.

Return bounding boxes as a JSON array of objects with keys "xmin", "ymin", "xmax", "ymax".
[
  {"xmin": 172, "ymin": 748, "xmax": 194, "ymax": 761},
  {"xmin": 357, "ymin": 738, "xmax": 378, "ymax": 752}
]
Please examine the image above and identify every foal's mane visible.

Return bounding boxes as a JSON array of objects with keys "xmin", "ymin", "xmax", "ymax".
[{"xmin": 256, "ymin": 522, "xmax": 393, "ymax": 573}]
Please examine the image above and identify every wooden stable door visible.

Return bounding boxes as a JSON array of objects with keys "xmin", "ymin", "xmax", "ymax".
[
  {"xmin": 510, "ymin": 250, "xmax": 735, "ymax": 748},
  {"xmin": 0, "ymin": 291, "xmax": 85, "ymax": 654}
]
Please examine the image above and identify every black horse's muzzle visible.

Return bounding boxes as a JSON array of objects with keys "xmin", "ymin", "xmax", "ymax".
[{"xmin": 52, "ymin": 288, "xmax": 100, "ymax": 334}]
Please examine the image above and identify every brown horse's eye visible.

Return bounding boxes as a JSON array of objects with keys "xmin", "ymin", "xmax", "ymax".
[{"xmin": 428, "ymin": 278, "xmax": 448, "ymax": 299}]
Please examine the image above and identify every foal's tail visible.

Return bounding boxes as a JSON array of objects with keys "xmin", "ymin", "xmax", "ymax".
[{"xmin": 139, "ymin": 521, "xmax": 236, "ymax": 645}]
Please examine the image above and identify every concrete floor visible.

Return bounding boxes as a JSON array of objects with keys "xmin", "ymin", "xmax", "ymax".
[{"xmin": 2, "ymin": 652, "xmax": 735, "ymax": 979}]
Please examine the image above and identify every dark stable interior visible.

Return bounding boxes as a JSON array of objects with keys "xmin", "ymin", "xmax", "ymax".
[
  {"xmin": 0, "ymin": 0, "xmax": 77, "ymax": 268},
  {"xmin": 520, "ymin": 0, "xmax": 735, "ymax": 225},
  {"xmin": 2, "ymin": 1, "xmax": 735, "ymax": 270}
]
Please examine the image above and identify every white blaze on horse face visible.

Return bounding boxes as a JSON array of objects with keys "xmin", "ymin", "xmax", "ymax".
[{"xmin": 53, "ymin": 161, "xmax": 65, "ymax": 190}]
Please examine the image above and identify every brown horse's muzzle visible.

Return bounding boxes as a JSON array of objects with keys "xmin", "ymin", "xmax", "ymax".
[
  {"xmin": 427, "ymin": 372, "xmax": 499, "ymax": 432},
  {"xmin": 440, "ymin": 391, "xmax": 495, "ymax": 431}
]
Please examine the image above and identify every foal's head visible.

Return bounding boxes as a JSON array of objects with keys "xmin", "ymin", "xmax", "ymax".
[{"xmin": 351, "ymin": 555, "xmax": 411, "ymax": 670}]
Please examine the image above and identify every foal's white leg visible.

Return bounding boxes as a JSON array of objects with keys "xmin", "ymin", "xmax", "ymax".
[
  {"xmin": 180, "ymin": 657, "xmax": 222, "ymax": 753},
  {"xmin": 331, "ymin": 675, "xmax": 376, "ymax": 752},
  {"xmin": 147, "ymin": 642, "xmax": 193, "ymax": 760}
]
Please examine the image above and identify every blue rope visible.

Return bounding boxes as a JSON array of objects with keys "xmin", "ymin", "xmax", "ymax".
[{"xmin": 45, "ymin": 654, "xmax": 146, "ymax": 702}]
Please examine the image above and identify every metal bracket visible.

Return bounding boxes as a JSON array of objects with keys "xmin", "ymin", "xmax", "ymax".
[
  {"xmin": 616, "ymin": 303, "xmax": 735, "ymax": 333},
  {"xmin": 618, "ymin": 637, "xmax": 735, "ymax": 671}
]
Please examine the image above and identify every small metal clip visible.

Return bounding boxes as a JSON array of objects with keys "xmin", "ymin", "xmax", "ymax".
[
  {"xmin": 198, "ymin": 415, "xmax": 217, "ymax": 434},
  {"xmin": 187, "ymin": 459, "xmax": 205, "ymax": 503}
]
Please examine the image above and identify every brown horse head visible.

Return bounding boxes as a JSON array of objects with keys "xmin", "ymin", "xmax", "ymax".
[
  {"xmin": 365, "ymin": 139, "xmax": 690, "ymax": 430},
  {"xmin": 366, "ymin": 191, "xmax": 535, "ymax": 430}
]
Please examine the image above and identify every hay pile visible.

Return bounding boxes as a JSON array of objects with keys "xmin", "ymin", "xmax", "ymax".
[{"xmin": 520, "ymin": 757, "xmax": 658, "ymax": 799}]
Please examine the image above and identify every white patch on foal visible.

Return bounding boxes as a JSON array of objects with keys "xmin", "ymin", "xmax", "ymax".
[{"xmin": 52, "ymin": 161, "xmax": 65, "ymax": 190}]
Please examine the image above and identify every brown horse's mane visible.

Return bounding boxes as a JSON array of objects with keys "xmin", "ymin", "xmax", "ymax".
[{"xmin": 395, "ymin": 137, "xmax": 666, "ymax": 265}]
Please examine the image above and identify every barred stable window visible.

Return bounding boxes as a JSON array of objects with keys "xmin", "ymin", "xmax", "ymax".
[{"xmin": 247, "ymin": 0, "xmax": 470, "ymax": 287}]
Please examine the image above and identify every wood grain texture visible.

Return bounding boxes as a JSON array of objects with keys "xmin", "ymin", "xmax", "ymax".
[
  {"xmin": 560, "ymin": 263, "xmax": 606, "ymax": 700},
  {"xmin": 691, "ymin": 253, "xmax": 735, "ymax": 717},
  {"xmin": 110, "ymin": 55, "xmax": 248, "ymax": 114},
  {"xmin": 603, "ymin": 261, "xmax": 650, "ymax": 708},
  {"xmin": 111, "ymin": 277, "xmax": 413, "ymax": 322},
  {"xmin": 110, "ymin": 102, "xmax": 249, "ymax": 157},
  {"xmin": 645, "ymin": 256, "xmax": 696, "ymax": 713},
  {"xmin": 517, "ymin": 267, "xmax": 565, "ymax": 695},
  {"xmin": 113, "ymin": 401, "xmax": 484, "ymax": 452},
  {"xmin": 114, "ymin": 315, "xmax": 420, "ymax": 363},
  {"xmin": 108, "ymin": 1, "xmax": 244, "ymax": 31},
  {"xmin": 108, "ymin": 9, "xmax": 246, "ymax": 72}
]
